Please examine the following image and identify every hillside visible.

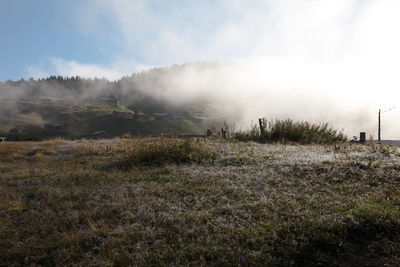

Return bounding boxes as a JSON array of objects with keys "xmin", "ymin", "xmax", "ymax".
[
  {"xmin": 1, "ymin": 138, "xmax": 399, "ymax": 265},
  {"xmin": 0, "ymin": 63, "xmax": 223, "ymax": 140},
  {"xmin": 0, "ymin": 98, "xmax": 206, "ymax": 140}
]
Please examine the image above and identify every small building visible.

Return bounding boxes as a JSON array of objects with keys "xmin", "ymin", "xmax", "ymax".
[
  {"xmin": 91, "ymin": 130, "xmax": 108, "ymax": 139},
  {"xmin": 0, "ymin": 137, "xmax": 6, "ymax": 142},
  {"xmin": 153, "ymin": 113, "xmax": 172, "ymax": 121},
  {"xmin": 133, "ymin": 111, "xmax": 150, "ymax": 121}
]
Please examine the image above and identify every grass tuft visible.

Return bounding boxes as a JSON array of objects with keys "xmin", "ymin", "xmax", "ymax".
[
  {"xmin": 235, "ymin": 119, "xmax": 346, "ymax": 144},
  {"xmin": 118, "ymin": 137, "xmax": 217, "ymax": 166}
]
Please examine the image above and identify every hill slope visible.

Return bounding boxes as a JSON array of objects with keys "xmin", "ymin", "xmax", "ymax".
[{"xmin": 0, "ymin": 63, "xmax": 223, "ymax": 139}]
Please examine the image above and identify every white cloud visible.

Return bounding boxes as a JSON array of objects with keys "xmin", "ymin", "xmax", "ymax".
[
  {"xmin": 26, "ymin": 0, "xmax": 400, "ymax": 138},
  {"xmin": 78, "ymin": 0, "xmax": 358, "ymax": 61},
  {"xmin": 27, "ymin": 58, "xmax": 153, "ymax": 80},
  {"xmin": 26, "ymin": 66, "xmax": 51, "ymax": 80},
  {"xmin": 50, "ymin": 58, "xmax": 124, "ymax": 80}
]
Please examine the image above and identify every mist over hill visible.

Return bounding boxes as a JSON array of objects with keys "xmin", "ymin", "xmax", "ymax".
[
  {"xmin": 1, "ymin": 60, "xmax": 397, "ymax": 140},
  {"xmin": 1, "ymin": 62, "xmax": 222, "ymax": 114},
  {"xmin": 0, "ymin": 62, "xmax": 226, "ymax": 140}
]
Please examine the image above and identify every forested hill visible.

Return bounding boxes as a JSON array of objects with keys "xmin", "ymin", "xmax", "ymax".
[{"xmin": 0, "ymin": 62, "xmax": 222, "ymax": 140}]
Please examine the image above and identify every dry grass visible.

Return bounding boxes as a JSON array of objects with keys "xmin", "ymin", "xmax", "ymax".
[
  {"xmin": 234, "ymin": 119, "xmax": 346, "ymax": 144},
  {"xmin": 0, "ymin": 138, "xmax": 399, "ymax": 266},
  {"xmin": 116, "ymin": 137, "xmax": 217, "ymax": 167}
]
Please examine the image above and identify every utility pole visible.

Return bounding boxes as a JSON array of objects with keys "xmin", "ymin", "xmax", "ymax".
[
  {"xmin": 378, "ymin": 106, "xmax": 396, "ymax": 142},
  {"xmin": 378, "ymin": 109, "xmax": 381, "ymax": 142}
]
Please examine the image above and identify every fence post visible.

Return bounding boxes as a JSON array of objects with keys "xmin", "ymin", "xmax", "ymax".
[
  {"xmin": 259, "ymin": 118, "xmax": 265, "ymax": 140},
  {"xmin": 359, "ymin": 132, "xmax": 366, "ymax": 144}
]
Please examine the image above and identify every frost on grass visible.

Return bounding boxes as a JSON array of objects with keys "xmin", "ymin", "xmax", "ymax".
[
  {"xmin": 0, "ymin": 138, "xmax": 399, "ymax": 266},
  {"xmin": 113, "ymin": 137, "xmax": 217, "ymax": 167}
]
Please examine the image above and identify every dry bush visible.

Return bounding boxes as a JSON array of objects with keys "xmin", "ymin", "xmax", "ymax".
[
  {"xmin": 118, "ymin": 137, "xmax": 217, "ymax": 166},
  {"xmin": 235, "ymin": 119, "xmax": 346, "ymax": 144}
]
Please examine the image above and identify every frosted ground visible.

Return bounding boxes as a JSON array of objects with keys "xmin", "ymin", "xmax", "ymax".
[{"xmin": 1, "ymin": 138, "xmax": 399, "ymax": 265}]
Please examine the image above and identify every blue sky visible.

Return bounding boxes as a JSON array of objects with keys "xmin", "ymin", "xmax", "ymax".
[
  {"xmin": 1, "ymin": 0, "xmax": 400, "ymax": 82},
  {"xmin": 1, "ymin": 0, "xmax": 244, "ymax": 80},
  {"xmin": 1, "ymin": 0, "xmax": 101, "ymax": 80}
]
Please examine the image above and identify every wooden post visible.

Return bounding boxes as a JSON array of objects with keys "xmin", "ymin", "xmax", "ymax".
[
  {"xmin": 359, "ymin": 132, "xmax": 366, "ymax": 144},
  {"xmin": 221, "ymin": 128, "xmax": 226, "ymax": 138},
  {"xmin": 378, "ymin": 109, "xmax": 381, "ymax": 142},
  {"xmin": 259, "ymin": 118, "xmax": 265, "ymax": 139}
]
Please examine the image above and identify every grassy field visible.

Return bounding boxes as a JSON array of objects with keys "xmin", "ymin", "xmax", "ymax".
[{"xmin": 1, "ymin": 138, "xmax": 399, "ymax": 266}]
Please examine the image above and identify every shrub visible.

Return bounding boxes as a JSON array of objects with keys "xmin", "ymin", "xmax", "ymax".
[
  {"xmin": 235, "ymin": 119, "xmax": 346, "ymax": 144},
  {"xmin": 119, "ymin": 137, "xmax": 217, "ymax": 166}
]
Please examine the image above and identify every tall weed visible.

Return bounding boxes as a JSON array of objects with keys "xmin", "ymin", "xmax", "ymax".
[
  {"xmin": 235, "ymin": 119, "xmax": 346, "ymax": 144},
  {"xmin": 119, "ymin": 137, "xmax": 216, "ymax": 166}
]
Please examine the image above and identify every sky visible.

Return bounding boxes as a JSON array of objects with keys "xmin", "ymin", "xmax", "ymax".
[
  {"xmin": 2, "ymin": 0, "xmax": 248, "ymax": 80},
  {"xmin": 2, "ymin": 0, "xmax": 400, "ymax": 137},
  {"xmin": 3, "ymin": 0, "xmax": 399, "ymax": 80}
]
